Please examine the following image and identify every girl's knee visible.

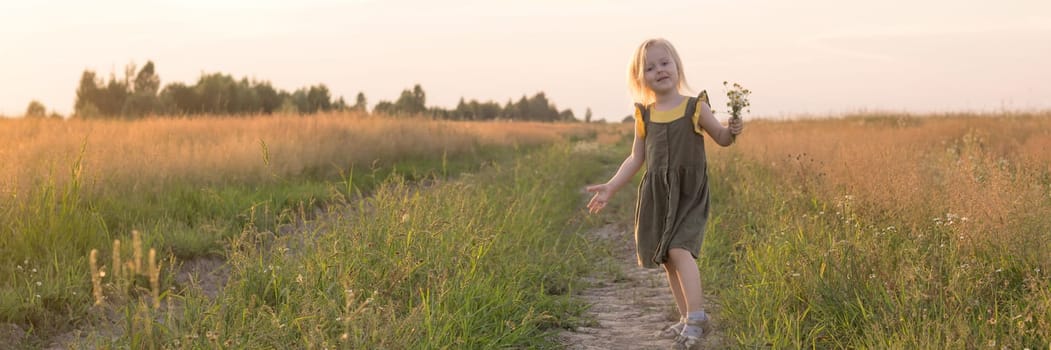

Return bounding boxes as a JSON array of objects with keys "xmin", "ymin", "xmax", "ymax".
[{"xmin": 667, "ymin": 248, "xmax": 694, "ymax": 261}]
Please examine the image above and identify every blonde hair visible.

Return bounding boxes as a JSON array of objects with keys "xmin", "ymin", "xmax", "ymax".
[{"xmin": 628, "ymin": 38, "xmax": 691, "ymax": 105}]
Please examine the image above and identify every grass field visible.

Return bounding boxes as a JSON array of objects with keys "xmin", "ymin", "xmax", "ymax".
[
  {"xmin": 694, "ymin": 113, "xmax": 1051, "ymax": 348},
  {"xmin": 3, "ymin": 111, "xmax": 1050, "ymax": 348},
  {"xmin": 0, "ymin": 112, "xmax": 618, "ymax": 347}
]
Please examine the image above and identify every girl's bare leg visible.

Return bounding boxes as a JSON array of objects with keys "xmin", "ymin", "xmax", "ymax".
[
  {"xmin": 663, "ymin": 263, "xmax": 687, "ymax": 316},
  {"xmin": 667, "ymin": 248, "xmax": 707, "ymax": 348},
  {"xmin": 666, "ymin": 248, "xmax": 704, "ymax": 311}
]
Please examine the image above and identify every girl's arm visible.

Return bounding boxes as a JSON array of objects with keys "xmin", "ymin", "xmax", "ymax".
[
  {"xmin": 696, "ymin": 101, "xmax": 742, "ymax": 147},
  {"xmin": 586, "ymin": 128, "xmax": 645, "ymax": 213},
  {"xmin": 605, "ymin": 131, "xmax": 646, "ymax": 192}
]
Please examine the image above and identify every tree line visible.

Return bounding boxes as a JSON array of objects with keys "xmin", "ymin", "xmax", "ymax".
[
  {"xmin": 72, "ymin": 61, "xmax": 358, "ymax": 118},
  {"xmin": 374, "ymin": 84, "xmax": 581, "ymax": 122},
  {"xmin": 59, "ymin": 60, "xmax": 585, "ymax": 122}
]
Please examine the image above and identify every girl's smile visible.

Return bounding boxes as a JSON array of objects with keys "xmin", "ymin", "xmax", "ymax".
[{"xmin": 644, "ymin": 47, "xmax": 679, "ymax": 95}]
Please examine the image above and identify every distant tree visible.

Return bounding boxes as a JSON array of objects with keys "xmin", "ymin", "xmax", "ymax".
[
  {"xmin": 25, "ymin": 100, "xmax": 46, "ymax": 118},
  {"xmin": 585, "ymin": 107, "xmax": 592, "ymax": 123},
  {"xmin": 559, "ymin": 108, "xmax": 575, "ymax": 122},
  {"xmin": 277, "ymin": 98, "xmax": 299, "ymax": 114},
  {"xmin": 99, "ymin": 73, "xmax": 130, "ymax": 117},
  {"xmin": 455, "ymin": 97, "xmax": 471, "ymax": 120},
  {"xmin": 621, "ymin": 115, "xmax": 634, "ymax": 123},
  {"xmin": 122, "ymin": 61, "xmax": 163, "ymax": 117},
  {"xmin": 413, "ymin": 84, "xmax": 425, "ymax": 104},
  {"xmin": 122, "ymin": 94, "xmax": 157, "ymax": 118},
  {"xmin": 195, "ymin": 73, "xmax": 237, "ymax": 114},
  {"xmin": 392, "ymin": 84, "xmax": 427, "ymax": 115},
  {"xmin": 514, "ymin": 95, "xmax": 530, "ymax": 120},
  {"xmin": 133, "ymin": 61, "xmax": 160, "ymax": 95},
  {"xmin": 501, "ymin": 99, "xmax": 518, "ymax": 120},
  {"xmin": 352, "ymin": 92, "xmax": 368, "ymax": 113},
  {"xmin": 372, "ymin": 101, "xmax": 395, "ymax": 115},
  {"xmin": 332, "ymin": 96, "xmax": 348, "ymax": 111},
  {"xmin": 254, "ymin": 81, "xmax": 281, "ymax": 114},
  {"xmin": 74, "ymin": 71, "xmax": 101, "ymax": 118},
  {"xmin": 306, "ymin": 84, "xmax": 332, "ymax": 113},
  {"xmin": 289, "ymin": 88, "xmax": 309, "ymax": 114},
  {"xmin": 529, "ymin": 92, "xmax": 555, "ymax": 121},
  {"xmin": 478, "ymin": 101, "xmax": 501, "ymax": 120},
  {"xmin": 159, "ymin": 82, "xmax": 199, "ymax": 114}
]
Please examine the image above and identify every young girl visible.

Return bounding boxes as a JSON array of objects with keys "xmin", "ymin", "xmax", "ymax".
[{"xmin": 586, "ymin": 38, "xmax": 743, "ymax": 348}]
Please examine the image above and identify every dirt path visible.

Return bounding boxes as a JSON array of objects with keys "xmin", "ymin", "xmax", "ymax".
[{"xmin": 558, "ymin": 224, "xmax": 724, "ymax": 350}]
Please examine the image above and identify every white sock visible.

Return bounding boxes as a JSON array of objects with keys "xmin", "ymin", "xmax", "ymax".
[{"xmin": 687, "ymin": 310, "xmax": 708, "ymax": 322}]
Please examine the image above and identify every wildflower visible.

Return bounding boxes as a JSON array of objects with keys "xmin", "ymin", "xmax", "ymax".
[
  {"xmin": 31, "ymin": 268, "xmax": 37, "ymax": 273},
  {"xmin": 35, "ymin": 281, "xmax": 41, "ymax": 286}
]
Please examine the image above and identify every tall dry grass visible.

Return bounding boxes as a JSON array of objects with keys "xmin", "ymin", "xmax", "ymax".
[
  {"xmin": 702, "ymin": 112, "xmax": 1051, "ymax": 347},
  {"xmin": 0, "ymin": 112, "xmax": 598, "ymax": 197},
  {"xmin": 729, "ymin": 113, "xmax": 1051, "ymax": 248}
]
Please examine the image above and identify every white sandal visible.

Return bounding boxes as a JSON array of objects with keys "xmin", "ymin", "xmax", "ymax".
[
  {"xmin": 656, "ymin": 319, "xmax": 685, "ymax": 338},
  {"xmin": 673, "ymin": 317, "xmax": 707, "ymax": 349}
]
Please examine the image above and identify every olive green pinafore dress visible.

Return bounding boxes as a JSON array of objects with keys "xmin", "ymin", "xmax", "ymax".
[{"xmin": 634, "ymin": 92, "xmax": 711, "ymax": 268}]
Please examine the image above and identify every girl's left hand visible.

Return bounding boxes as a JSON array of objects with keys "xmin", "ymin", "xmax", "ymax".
[{"xmin": 729, "ymin": 117, "xmax": 744, "ymax": 136}]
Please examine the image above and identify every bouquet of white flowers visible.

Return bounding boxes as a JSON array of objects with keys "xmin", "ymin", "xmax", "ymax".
[{"xmin": 723, "ymin": 81, "xmax": 751, "ymax": 121}]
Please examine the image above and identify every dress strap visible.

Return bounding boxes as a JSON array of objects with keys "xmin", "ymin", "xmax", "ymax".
[
  {"xmin": 634, "ymin": 103, "xmax": 649, "ymax": 123},
  {"xmin": 683, "ymin": 90, "xmax": 710, "ymax": 119},
  {"xmin": 683, "ymin": 96, "xmax": 698, "ymax": 120},
  {"xmin": 697, "ymin": 90, "xmax": 710, "ymax": 108}
]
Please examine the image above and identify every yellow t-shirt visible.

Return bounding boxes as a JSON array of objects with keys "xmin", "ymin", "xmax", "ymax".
[{"xmin": 634, "ymin": 93, "xmax": 707, "ymax": 138}]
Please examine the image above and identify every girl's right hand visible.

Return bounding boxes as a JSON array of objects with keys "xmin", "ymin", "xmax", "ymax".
[{"xmin": 586, "ymin": 184, "xmax": 612, "ymax": 214}]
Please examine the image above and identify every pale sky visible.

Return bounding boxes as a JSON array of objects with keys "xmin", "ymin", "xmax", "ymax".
[{"xmin": 2, "ymin": 0, "xmax": 1049, "ymax": 121}]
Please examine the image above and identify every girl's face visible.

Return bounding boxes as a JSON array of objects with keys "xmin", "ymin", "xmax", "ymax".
[{"xmin": 643, "ymin": 46, "xmax": 679, "ymax": 95}]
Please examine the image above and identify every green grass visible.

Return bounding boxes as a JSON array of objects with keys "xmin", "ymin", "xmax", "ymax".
[
  {"xmin": 698, "ymin": 149, "xmax": 1051, "ymax": 349},
  {"xmin": 79, "ymin": 143, "xmax": 610, "ymax": 348},
  {"xmin": 0, "ymin": 142, "xmax": 543, "ymax": 347}
]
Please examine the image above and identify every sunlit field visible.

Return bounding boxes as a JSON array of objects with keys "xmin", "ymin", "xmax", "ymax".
[
  {"xmin": 695, "ymin": 112, "xmax": 1051, "ymax": 348},
  {"xmin": 0, "ymin": 112, "xmax": 600, "ymax": 195},
  {"xmin": 3, "ymin": 110, "xmax": 1049, "ymax": 348},
  {"xmin": 0, "ymin": 112, "xmax": 618, "ymax": 347}
]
